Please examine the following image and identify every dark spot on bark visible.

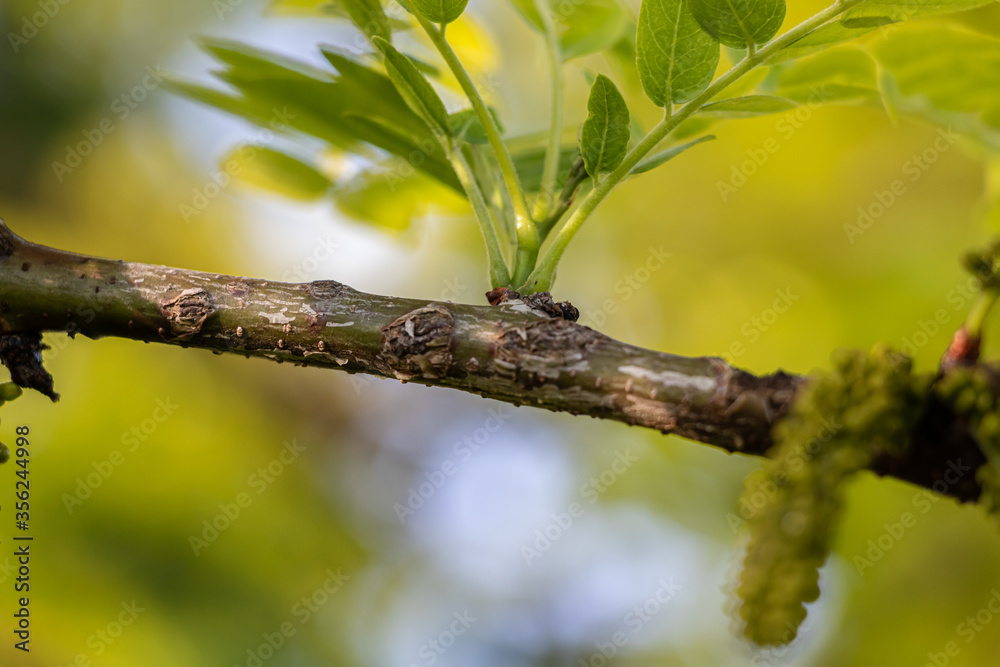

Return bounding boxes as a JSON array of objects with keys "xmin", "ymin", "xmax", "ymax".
[
  {"xmin": 159, "ymin": 288, "xmax": 215, "ymax": 339},
  {"xmin": 309, "ymin": 280, "xmax": 346, "ymax": 300},
  {"xmin": 520, "ymin": 292, "xmax": 580, "ymax": 321},
  {"xmin": 494, "ymin": 318, "xmax": 604, "ymax": 386},
  {"xmin": 382, "ymin": 305, "xmax": 454, "ymax": 380},
  {"xmin": 226, "ymin": 281, "xmax": 251, "ymax": 303},
  {"xmin": 21, "ymin": 262, "xmax": 30, "ymax": 271},
  {"xmin": 1, "ymin": 302, "xmax": 7, "ymax": 313},
  {"xmin": 0, "ymin": 332, "xmax": 58, "ymax": 401},
  {"xmin": 109, "ymin": 277, "xmax": 116, "ymax": 285},
  {"xmin": 95, "ymin": 286, "xmax": 100, "ymax": 293}
]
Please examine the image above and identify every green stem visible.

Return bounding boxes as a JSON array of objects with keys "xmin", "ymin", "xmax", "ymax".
[
  {"xmin": 966, "ymin": 287, "xmax": 1000, "ymax": 338},
  {"xmin": 448, "ymin": 147, "xmax": 511, "ymax": 287},
  {"xmin": 403, "ymin": 0, "xmax": 536, "ymax": 285},
  {"xmin": 531, "ymin": 0, "xmax": 564, "ymax": 224},
  {"xmin": 524, "ymin": 0, "xmax": 864, "ymax": 292}
]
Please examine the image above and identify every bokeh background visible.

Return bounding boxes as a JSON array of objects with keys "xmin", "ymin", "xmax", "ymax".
[{"xmin": 3, "ymin": 0, "xmax": 1000, "ymax": 665}]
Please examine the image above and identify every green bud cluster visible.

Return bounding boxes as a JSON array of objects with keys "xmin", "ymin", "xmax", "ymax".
[
  {"xmin": 734, "ymin": 346, "xmax": 931, "ymax": 646},
  {"xmin": 0, "ymin": 382, "xmax": 24, "ymax": 464},
  {"xmin": 935, "ymin": 366, "xmax": 1000, "ymax": 520}
]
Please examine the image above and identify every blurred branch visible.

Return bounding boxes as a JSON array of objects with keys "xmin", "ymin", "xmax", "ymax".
[{"xmin": 0, "ymin": 219, "xmax": 985, "ymax": 501}]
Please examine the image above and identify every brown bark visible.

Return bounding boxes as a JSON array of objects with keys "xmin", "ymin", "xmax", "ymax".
[{"xmin": 0, "ymin": 219, "xmax": 986, "ymax": 501}]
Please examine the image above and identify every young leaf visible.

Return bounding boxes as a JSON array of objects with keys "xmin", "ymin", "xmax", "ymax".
[
  {"xmin": 774, "ymin": 46, "xmax": 880, "ymax": 104},
  {"xmin": 687, "ymin": 0, "xmax": 786, "ymax": 49},
  {"xmin": 223, "ymin": 146, "xmax": 332, "ymax": 201},
  {"xmin": 408, "ymin": 0, "xmax": 469, "ymax": 25},
  {"xmin": 699, "ymin": 95, "xmax": 798, "ymax": 117},
  {"xmin": 768, "ymin": 19, "xmax": 892, "ymax": 64},
  {"xmin": 637, "ymin": 0, "xmax": 721, "ymax": 106},
  {"xmin": 340, "ymin": 0, "xmax": 392, "ymax": 44},
  {"xmin": 629, "ymin": 135, "xmax": 715, "ymax": 176},
  {"xmin": 842, "ymin": 0, "xmax": 996, "ymax": 23},
  {"xmin": 373, "ymin": 36, "xmax": 452, "ymax": 141},
  {"xmin": 581, "ymin": 74, "xmax": 631, "ymax": 175}
]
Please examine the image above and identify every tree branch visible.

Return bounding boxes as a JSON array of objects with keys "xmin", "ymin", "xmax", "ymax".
[{"xmin": 0, "ymin": 219, "xmax": 985, "ymax": 501}]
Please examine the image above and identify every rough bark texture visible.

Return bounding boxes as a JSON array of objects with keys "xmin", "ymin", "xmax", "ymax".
[{"xmin": 0, "ymin": 219, "xmax": 986, "ymax": 500}]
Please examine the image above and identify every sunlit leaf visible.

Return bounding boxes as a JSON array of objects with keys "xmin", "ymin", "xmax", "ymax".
[
  {"xmin": 687, "ymin": 0, "xmax": 786, "ymax": 48},
  {"xmin": 874, "ymin": 24, "xmax": 1000, "ymax": 117},
  {"xmin": 637, "ymin": 0, "xmax": 721, "ymax": 106},
  {"xmin": 334, "ymin": 170, "xmax": 465, "ymax": 231},
  {"xmin": 773, "ymin": 46, "xmax": 880, "ymax": 104},
  {"xmin": 223, "ymin": 146, "xmax": 332, "ymax": 200},
  {"xmin": 768, "ymin": 19, "xmax": 891, "ymax": 64},
  {"xmin": 699, "ymin": 95, "xmax": 798, "ymax": 117},
  {"xmin": 581, "ymin": 74, "xmax": 630, "ymax": 175},
  {"xmin": 508, "ymin": 0, "xmax": 630, "ymax": 59},
  {"xmin": 629, "ymin": 135, "xmax": 715, "ymax": 176},
  {"xmin": 373, "ymin": 37, "xmax": 452, "ymax": 140},
  {"xmin": 842, "ymin": 0, "xmax": 996, "ymax": 23}
]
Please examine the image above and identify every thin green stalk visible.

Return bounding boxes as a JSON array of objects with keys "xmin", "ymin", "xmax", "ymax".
[
  {"xmin": 448, "ymin": 147, "xmax": 512, "ymax": 287},
  {"xmin": 402, "ymin": 0, "xmax": 537, "ymax": 285},
  {"xmin": 525, "ymin": 0, "xmax": 864, "ymax": 292},
  {"xmin": 531, "ymin": 0, "xmax": 564, "ymax": 224},
  {"xmin": 966, "ymin": 287, "xmax": 1000, "ymax": 338}
]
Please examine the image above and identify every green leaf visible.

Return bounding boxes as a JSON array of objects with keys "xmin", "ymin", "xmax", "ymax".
[
  {"xmin": 687, "ymin": 0, "xmax": 786, "ymax": 48},
  {"xmin": 223, "ymin": 147, "xmax": 332, "ymax": 201},
  {"xmin": 448, "ymin": 107, "xmax": 505, "ymax": 144},
  {"xmin": 637, "ymin": 0, "xmax": 721, "ymax": 106},
  {"xmin": 581, "ymin": 74, "xmax": 631, "ymax": 175},
  {"xmin": 512, "ymin": 146, "xmax": 579, "ymax": 191},
  {"xmin": 408, "ymin": 0, "xmax": 469, "ymax": 25},
  {"xmin": 699, "ymin": 94, "xmax": 798, "ymax": 117},
  {"xmin": 768, "ymin": 19, "xmax": 891, "ymax": 64},
  {"xmin": 508, "ymin": 0, "xmax": 544, "ymax": 30},
  {"xmin": 874, "ymin": 24, "xmax": 1000, "ymax": 117},
  {"xmin": 842, "ymin": 0, "xmax": 996, "ymax": 23},
  {"xmin": 629, "ymin": 135, "xmax": 715, "ymax": 176},
  {"xmin": 773, "ymin": 46, "xmax": 880, "ymax": 104},
  {"xmin": 340, "ymin": 0, "xmax": 392, "ymax": 43},
  {"xmin": 509, "ymin": 0, "xmax": 630, "ymax": 59},
  {"xmin": 373, "ymin": 36, "xmax": 452, "ymax": 140},
  {"xmin": 560, "ymin": 0, "xmax": 631, "ymax": 60}
]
